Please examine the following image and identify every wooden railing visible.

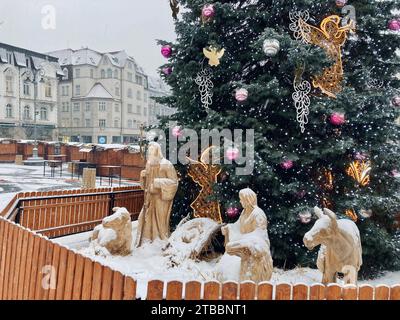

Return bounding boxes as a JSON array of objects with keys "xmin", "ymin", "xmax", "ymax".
[{"xmin": 2, "ymin": 187, "xmax": 144, "ymax": 238}]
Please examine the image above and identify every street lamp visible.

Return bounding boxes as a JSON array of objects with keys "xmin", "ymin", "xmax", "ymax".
[{"xmin": 22, "ymin": 67, "xmax": 45, "ymax": 161}]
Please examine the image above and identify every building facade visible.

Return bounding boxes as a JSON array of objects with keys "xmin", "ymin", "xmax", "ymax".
[
  {"xmin": 148, "ymin": 76, "xmax": 175, "ymax": 126},
  {"xmin": 0, "ymin": 43, "xmax": 62, "ymax": 141},
  {"xmin": 49, "ymin": 48, "xmax": 151, "ymax": 144}
]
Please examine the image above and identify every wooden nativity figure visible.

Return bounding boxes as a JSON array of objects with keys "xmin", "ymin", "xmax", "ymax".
[
  {"xmin": 135, "ymin": 142, "xmax": 179, "ymax": 247},
  {"xmin": 221, "ymin": 188, "xmax": 273, "ymax": 282}
]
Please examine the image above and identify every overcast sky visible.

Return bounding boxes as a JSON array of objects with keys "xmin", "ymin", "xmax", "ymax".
[{"xmin": 0, "ymin": 0, "xmax": 177, "ymax": 77}]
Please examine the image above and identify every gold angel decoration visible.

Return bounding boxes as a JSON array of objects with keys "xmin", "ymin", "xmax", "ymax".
[
  {"xmin": 187, "ymin": 146, "xmax": 222, "ymax": 223},
  {"xmin": 289, "ymin": 11, "xmax": 355, "ymax": 98},
  {"xmin": 203, "ymin": 46, "xmax": 225, "ymax": 67},
  {"xmin": 345, "ymin": 209, "xmax": 358, "ymax": 222},
  {"xmin": 346, "ymin": 160, "xmax": 371, "ymax": 187}
]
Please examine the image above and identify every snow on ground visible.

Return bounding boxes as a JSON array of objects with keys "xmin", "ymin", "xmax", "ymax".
[
  {"xmin": 53, "ymin": 221, "xmax": 400, "ymax": 299},
  {"xmin": 0, "ymin": 163, "xmax": 138, "ymax": 211}
]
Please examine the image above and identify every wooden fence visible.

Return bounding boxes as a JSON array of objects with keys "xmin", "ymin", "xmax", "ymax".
[
  {"xmin": 0, "ymin": 216, "xmax": 399, "ymax": 300},
  {"xmin": 1, "ymin": 187, "xmax": 144, "ymax": 238}
]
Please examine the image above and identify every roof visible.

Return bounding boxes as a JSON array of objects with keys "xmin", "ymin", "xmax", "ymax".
[
  {"xmin": 148, "ymin": 76, "xmax": 171, "ymax": 96},
  {"xmin": 85, "ymin": 83, "xmax": 114, "ymax": 99},
  {"xmin": 0, "ymin": 42, "xmax": 58, "ymax": 62}
]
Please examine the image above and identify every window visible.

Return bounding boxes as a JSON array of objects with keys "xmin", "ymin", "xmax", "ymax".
[
  {"xmin": 61, "ymin": 86, "xmax": 69, "ymax": 96},
  {"xmin": 23, "ymin": 83, "xmax": 30, "ymax": 96},
  {"xmin": 127, "ymin": 88, "xmax": 133, "ymax": 98},
  {"xmin": 82, "ymin": 136, "xmax": 92, "ymax": 143},
  {"xmin": 128, "ymin": 61, "xmax": 133, "ymax": 69},
  {"xmin": 73, "ymin": 118, "xmax": 80, "ymax": 127},
  {"xmin": 136, "ymin": 105, "xmax": 141, "ymax": 114},
  {"xmin": 73, "ymin": 102, "xmax": 80, "ymax": 112},
  {"xmin": 6, "ymin": 75, "xmax": 13, "ymax": 94},
  {"xmin": 114, "ymin": 70, "xmax": 118, "ymax": 79},
  {"xmin": 144, "ymin": 93, "xmax": 148, "ymax": 103},
  {"xmin": 99, "ymin": 102, "xmax": 106, "ymax": 111},
  {"xmin": 127, "ymin": 119, "xmax": 133, "ymax": 128},
  {"xmin": 6, "ymin": 104, "xmax": 13, "ymax": 118},
  {"xmin": 90, "ymin": 69, "xmax": 94, "ymax": 78},
  {"xmin": 99, "ymin": 119, "xmax": 106, "ymax": 128},
  {"xmin": 23, "ymin": 106, "xmax": 31, "ymax": 120},
  {"xmin": 85, "ymin": 102, "xmax": 91, "ymax": 112},
  {"xmin": 62, "ymin": 68, "xmax": 69, "ymax": 80},
  {"xmin": 115, "ymin": 104, "xmax": 120, "ymax": 112},
  {"xmin": 45, "ymin": 83, "xmax": 52, "ymax": 97},
  {"xmin": 137, "ymin": 90, "xmax": 142, "ymax": 100},
  {"xmin": 101, "ymin": 69, "xmax": 105, "ymax": 78},
  {"xmin": 115, "ymin": 86, "xmax": 120, "ymax": 96},
  {"xmin": 75, "ymin": 69, "xmax": 81, "ymax": 78},
  {"xmin": 136, "ymin": 75, "xmax": 143, "ymax": 85},
  {"xmin": 112, "ymin": 136, "xmax": 121, "ymax": 144},
  {"xmin": 128, "ymin": 104, "xmax": 133, "ymax": 113},
  {"xmin": 127, "ymin": 72, "xmax": 133, "ymax": 82},
  {"xmin": 107, "ymin": 69, "xmax": 112, "ymax": 78},
  {"xmin": 75, "ymin": 85, "xmax": 81, "ymax": 96},
  {"xmin": 62, "ymin": 102, "xmax": 69, "ymax": 112},
  {"xmin": 40, "ymin": 107, "xmax": 48, "ymax": 121},
  {"xmin": 114, "ymin": 119, "xmax": 119, "ymax": 128},
  {"xmin": 85, "ymin": 119, "xmax": 91, "ymax": 127}
]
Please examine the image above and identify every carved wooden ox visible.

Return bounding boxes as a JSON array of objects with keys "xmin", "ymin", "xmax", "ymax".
[{"xmin": 303, "ymin": 207, "xmax": 362, "ymax": 284}]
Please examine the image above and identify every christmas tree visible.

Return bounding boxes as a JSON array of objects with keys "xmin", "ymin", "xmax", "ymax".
[{"xmin": 157, "ymin": 0, "xmax": 400, "ymax": 278}]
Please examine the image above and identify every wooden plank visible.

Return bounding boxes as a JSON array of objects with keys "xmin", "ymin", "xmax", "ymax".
[
  {"xmin": 0, "ymin": 221, "xmax": 9, "ymax": 299},
  {"xmin": 16, "ymin": 229, "xmax": 29, "ymax": 299},
  {"xmin": 100, "ymin": 266, "xmax": 113, "ymax": 300},
  {"xmin": 81, "ymin": 257, "xmax": 94, "ymax": 300},
  {"xmin": 123, "ymin": 276, "xmax": 137, "ymax": 300},
  {"xmin": 326, "ymin": 284, "xmax": 342, "ymax": 300},
  {"xmin": 390, "ymin": 285, "xmax": 400, "ymax": 300},
  {"xmin": 147, "ymin": 280, "xmax": 164, "ymax": 300},
  {"xmin": 375, "ymin": 285, "xmax": 390, "ymax": 300},
  {"xmin": 203, "ymin": 281, "xmax": 220, "ymax": 300},
  {"xmin": 111, "ymin": 270, "xmax": 124, "ymax": 300},
  {"xmin": 358, "ymin": 285, "xmax": 374, "ymax": 300},
  {"xmin": 91, "ymin": 262, "xmax": 103, "ymax": 300},
  {"xmin": 293, "ymin": 284, "xmax": 309, "ymax": 300},
  {"xmin": 239, "ymin": 282, "xmax": 256, "ymax": 300},
  {"xmin": 72, "ymin": 254, "xmax": 85, "ymax": 300},
  {"xmin": 310, "ymin": 284, "xmax": 326, "ymax": 300},
  {"xmin": 11, "ymin": 226, "xmax": 24, "ymax": 299},
  {"xmin": 257, "ymin": 282, "xmax": 273, "ymax": 300},
  {"xmin": 166, "ymin": 281, "xmax": 183, "ymax": 300},
  {"xmin": 63, "ymin": 250, "xmax": 76, "ymax": 300},
  {"xmin": 40, "ymin": 240, "xmax": 55, "ymax": 300},
  {"xmin": 55, "ymin": 246, "xmax": 68, "ymax": 300},
  {"xmin": 48, "ymin": 244, "xmax": 61, "ymax": 300},
  {"xmin": 34, "ymin": 237, "xmax": 48, "ymax": 300},
  {"xmin": 6, "ymin": 223, "xmax": 18, "ymax": 300},
  {"xmin": 22, "ymin": 230, "xmax": 35, "ymax": 300},
  {"xmin": 185, "ymin": 281, "xmax": 201, "ymax": 300},
  {"xmin": 275, "ymin": 283, "xmax": 292, "ymax": 300},
  {"xmin": 222, "ymin": 282, "xmax": 238, "ymax": 300},
  {"xmin": 342, "ymin": 284, "xmax": 358, "ymax": 300}
]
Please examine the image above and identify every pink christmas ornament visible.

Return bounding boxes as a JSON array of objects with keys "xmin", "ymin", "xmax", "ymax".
[
  {"xmin": 391, "ymin": 169, "xmax": 400, "ymax": 177},
  {"xmin": 280, "ymin": 160, "xmax": 294, "ymax": 170},
  {"xmin": 202, "ymin": 4, "xmax": 215, "ymax": 21},
  {"xmin": 226, "ymin": 147, "xmax": 240, "ymax": 161},
  {"xmin": 335, "ymin": 0, "xmax": 347, "ymax": 7},
  {"xmin": 162, "ymin": 67, "xmax": 173, "ymax": 75},
  {"xmin": 235, "ymin": 88, "xmax": 248, "ymax": 102},
  {"xmin": 161, "ymin": 45, "xmax": 172, "ymax": 58},
  {"xmin": 299, "ymin": 211, "xmax": 312, "ymax": 224},
  {"xmin": 330, "ymin": 112, "xmax": 346, "ymax": 126},
  {"xmin": 392, "ymin": 96, "xmax": 400, "ymax": 107},
  {"xmin": 388, "ymin": 19, "xmax": 400, "ymax": 31},
  {"xmin": 354, "ymin": 152, "xmax": 368, "ymax": 161},
  {"xmin": 172, "ymin": 126, "xmax": 183, "ymax": 137},
  {"xmin": 226, "ymin": 207, "xmax": 240, "ymax": 219}
]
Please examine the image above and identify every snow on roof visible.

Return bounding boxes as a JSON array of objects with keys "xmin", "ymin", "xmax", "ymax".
[{"xmin": 85, "ymin": 83, "xmax": 114, "ymax": 99}]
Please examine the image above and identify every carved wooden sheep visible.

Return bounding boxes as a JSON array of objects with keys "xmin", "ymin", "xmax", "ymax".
[{"xmin": 303, "ymin": 207, "xmax": 362, "ymax": 284}]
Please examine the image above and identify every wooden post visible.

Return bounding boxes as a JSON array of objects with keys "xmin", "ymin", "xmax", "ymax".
[{"xmin": 82, "ymin": 168, "xmax": 96, "ymax": 189}]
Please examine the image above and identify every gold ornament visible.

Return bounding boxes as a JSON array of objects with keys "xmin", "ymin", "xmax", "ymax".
[
  {"xmin": 203, "ymin": 47, "xmax": 225, "ymax": 67},
  {"xmin": 187, "ymin": 146, "xmax": 222, "ymax": 223},
  {"xmin": 346, "ymin": 160, "xmax": 371, "ymax": 187},
  {"xmin": 345, "ymin": 208, "xmax": 358, "ymax": 222},
  {"xmin": 290, "ymin": 12, "xmax": 354, "ymax": 98}
]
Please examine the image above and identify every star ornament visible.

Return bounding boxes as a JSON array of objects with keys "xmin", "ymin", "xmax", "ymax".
[{"xmin": 203, "ymin": 47, "xmax": 225, "ymax": 67}]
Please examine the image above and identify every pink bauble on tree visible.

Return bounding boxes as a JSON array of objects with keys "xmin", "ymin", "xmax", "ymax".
[
  {"xmin": 388, "ymin": 19, "xmax": 400, "ymax": 31},
  {"xmin": 202, "ymin": 4, "xmax": 215, "ymax": 22},
  {"xmin": 172, "ymin": 126, "xmax": 183, "ymax": 137},
  {"xmin": 392, "ymin": 96, "xmax": 400, "ymax": 107},
  {"xmin": 161, "ymin": 45, "xmax": 172, "ymax": 58},
  {"xmin": 335, "ymin": 0, "xmax": 347, "ymax": 8},
  {"xmin": 330, "ymin": 112, "xmax": 346, "ymax": 126},
  {"xmin": 280, "ymin": 159, "xmax": 294, "ymax": 170},
  {"xmin": 226, "ymin": 207, "xmax": 240, "ymax": 219},
  {"xmin": 235, "ymin": 88, "xmax": 248, "ymax": 102},
  {"xmin": 226, "ymin": 147, "xmax": 240, "ymax": 161},
  {"xmin": 162, "ymin": 67, "xmax": 173, "ymax": 76}
]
